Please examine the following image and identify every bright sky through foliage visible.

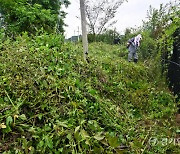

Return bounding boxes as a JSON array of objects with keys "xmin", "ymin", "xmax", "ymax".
[{"xmin": 64, "ymin": 0, "xmax": 172, "ymax": 38}]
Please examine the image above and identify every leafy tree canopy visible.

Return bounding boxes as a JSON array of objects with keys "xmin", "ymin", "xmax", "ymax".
[{"xmin": 0, "ymin": 0, "xmax": 70, "ymax": 35}]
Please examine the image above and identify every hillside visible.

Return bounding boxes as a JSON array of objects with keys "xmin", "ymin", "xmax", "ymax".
[{"xmin": 0, "ymin": 34, "xmax": 179, "ymax": 153}]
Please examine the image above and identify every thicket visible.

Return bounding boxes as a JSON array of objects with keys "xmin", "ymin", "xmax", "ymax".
[
  {"xmin": 0, "ymin": 0, "xmax": 70, "ymax": 35},
  {"xmin": 0, "ymin": 31, "xmax": 179, "ymax": 153},
  {"xmin": 88, "ymin": 29, "xmax": 120, "ymax": 44},
  {"xmin": 142, "ymin": 2, "xmax": 180, "ymax": 98}
]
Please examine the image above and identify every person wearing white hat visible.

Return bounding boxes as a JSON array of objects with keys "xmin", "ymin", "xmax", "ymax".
[{"xmin": 127, "ymin": 34, "xmax": 142, "ymax": 63}]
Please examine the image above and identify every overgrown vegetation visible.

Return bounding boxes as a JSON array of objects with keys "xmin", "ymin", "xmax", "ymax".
[
  {"xmin": 0, "ymin": 0, "xmax": 70, "ymax": 35},
  {"xmin": 0, "ymin": 31, "xmax": 179, "ymax": 153},
  {"xmin": 0, "ymin": 0, "xmax": 179, "ymax": 153}
]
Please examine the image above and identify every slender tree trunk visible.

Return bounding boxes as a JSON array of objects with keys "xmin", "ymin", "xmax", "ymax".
[{"xmin": 80, "ymin": 0, "xmax": 89, "ymax": 62}]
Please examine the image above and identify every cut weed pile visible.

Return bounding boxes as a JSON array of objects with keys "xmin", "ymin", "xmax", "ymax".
[{"xmin": 0, "ymin": 33, "xmax": 179, "ymax": 153}]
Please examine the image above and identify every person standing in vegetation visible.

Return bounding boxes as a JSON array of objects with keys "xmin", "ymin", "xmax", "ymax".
[{"xmin": 127, "ymin": 34, "xmax": 142, "ymax": 63}]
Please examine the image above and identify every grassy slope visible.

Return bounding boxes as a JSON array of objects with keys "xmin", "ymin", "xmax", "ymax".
[{"xmin": 0, "ymin": 35, "xmax": 179, "ymax": 153}]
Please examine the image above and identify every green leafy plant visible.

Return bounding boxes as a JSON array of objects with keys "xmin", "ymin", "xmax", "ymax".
[{"xmin": 0, "ymin": 31, "xmax": 179, "ymax": 153}]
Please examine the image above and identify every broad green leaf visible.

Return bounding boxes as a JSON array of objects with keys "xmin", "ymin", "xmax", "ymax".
[
  {"xmin": 80, "ymin": 129, "xmax": 90, "ymax": 139},
  {"xmin": 94, "ymin": 132, "xmax": 105, "ymax": 141},
  {"xmin": 19, "ymin": 114, "xmax": 27, "ymax": 120},
  {"xmin": 108, "ymin": 136, "xmax": 120, "ymax": 148},
  {"xmin": 67, "ymin": 133, "xmax": 72, "ymax": 140},
  {"xmin": 38, "ymin": 140, "xmax": 44, "ymax": 148},
  {"xmin": 6, "ymin": 116, "xmax": 13, "ymax": 125},
  {"xmin": 176, "ymin": 129, "xmax": 180, "ymax": 133},
  {"xmin": 75, "ymin": 126, "xmax": 80, "ymax": 133},
  {"xmin": 57, "ymin": 121, "xmax": 68, "ymax": 128},
  {"xmin": 45, "ymin": 136, "xmax": 53, "ymax": 149},
  {"xmin": 28, "ymin": 127, "xmax": 36, "ymax": 133}
]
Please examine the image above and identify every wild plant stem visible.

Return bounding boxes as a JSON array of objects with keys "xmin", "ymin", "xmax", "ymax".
[{"xmin": 4, "ymin": 90, "xmax": 16, "ymax": 109}]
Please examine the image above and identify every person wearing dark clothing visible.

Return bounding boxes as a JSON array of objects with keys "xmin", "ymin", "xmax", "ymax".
[{"xmin": 114, "ymin": 38, "xmax": 120, "ymax": 44}]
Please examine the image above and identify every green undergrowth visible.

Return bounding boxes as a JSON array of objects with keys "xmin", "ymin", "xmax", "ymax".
[{"xmin": 0, "ymin": 33, "xmax": 179, "ymax": 153}]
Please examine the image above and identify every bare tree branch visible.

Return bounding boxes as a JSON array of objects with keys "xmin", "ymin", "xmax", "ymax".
[{"xmin": 85, "ymin": 0, "xmax": 127, "ymax": 35}]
